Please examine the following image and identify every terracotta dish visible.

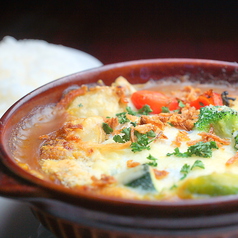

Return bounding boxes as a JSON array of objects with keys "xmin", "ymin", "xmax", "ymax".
[{"xmin": 1, "ymin": 59, "xmax": 238, "ymax": 238}]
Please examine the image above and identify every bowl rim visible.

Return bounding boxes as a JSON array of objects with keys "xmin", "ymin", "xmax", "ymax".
[{"xmin": 1, "ymin": 58, "xmax": 238, "ymax": 211}]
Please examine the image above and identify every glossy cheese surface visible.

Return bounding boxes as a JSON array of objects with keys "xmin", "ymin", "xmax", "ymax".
[{"xmin": 18, "ymin": 77, "xmax": 238, "ymax": 201}]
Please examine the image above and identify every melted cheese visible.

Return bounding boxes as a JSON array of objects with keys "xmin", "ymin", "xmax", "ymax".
[
  {"xmin": 36, "ymin": 78, "xmax": 238, "ymax": 200},
  {"xmin": 67, "ymin": 86, "xmax": 126, "ymax": 118}
]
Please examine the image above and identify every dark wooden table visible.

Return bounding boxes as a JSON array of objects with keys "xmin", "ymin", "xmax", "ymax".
[{"xmin": 0, "ymin": 0, "xmax": 237, "ymax": 65}]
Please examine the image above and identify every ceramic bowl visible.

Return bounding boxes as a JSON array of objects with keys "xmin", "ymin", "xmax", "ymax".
[{"xmin": 1, "ymin": 59, "xmax": 238, "ymax": 238}]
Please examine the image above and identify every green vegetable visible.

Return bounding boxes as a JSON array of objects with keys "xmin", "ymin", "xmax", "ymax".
[
  {"xmin": 234, "ymin": 131, "xmax": 238, "ymax": 150},
  {"xmin": 180, "ymin": 164, "xmax": 190, "ymax": 180},
  {"xmin": 131, "ymin": 140, "xmax": 150, "ymax": 152},
  {"xmin": 195, "ymin": 105, "xmax": 238, "ymax": 138},
  {"xmin": 113, "ymin": 135, "xmax": 125, "ymax": 143},
  {"xmin": 130, "ymin": 121, "xmax": 137, "ymax": 127},
  {"xmin": 191, "ymin": 160, "xmax": 205, "ymax": 170},
  {"xmin": 137, "ymin": 104, "xmax": 153, "ymax": 115},
  {"xmin": 178, "ymin": 173, "xmax": 238, "ymax": 198},
  {"xmin": 126, "ymin": 106, "xmax": 137, "ymax": 116},
  {"xmin": 113, "ymin": 128, "xmax": 131, "ymax": 143},
  {"xmin": 180, "ymin": 160, "xmax": 205, "ymax": 180},
  {"xmin": 116, "ymin": 164, "xmax": 156, "ymax": 191},
  {"xmin": 161, "ymin": 106, "xmax": 170, "ymax": 113},
  {"xmin": 116, "ymin": 112, "xmax": 130, "ymax": 124},
  {"xmin": 146, "ymin": 130, "xmax": 156, "ymax": 138},
  {"xmin": 121, "ymin": 128, "xmax": 131, "ymax": 141},
  {"xmin": 102, "ymin": 122, "xmax": 113, "ymax": 134},
  {"xmin": 146, "ymin": 154, "xmax": 158, "ymax": 167},
  {"xmin": 113, "ymin": 127, "xmax": 156, "ymax": 153},
  {"xmin": 131, "ymin": 130, "xmax": 156, "ymax": 152},
  {"xmin": 167, "ymin": 147, "xmax": 186, "ymax": 157},
  {"xmin": 187, "ymin": 141, "xmax": 218, "ymax": 158},
  {"xmin": 167, "ymin": 141, "xmax": 218, "ymax": 158},
  {"xmin": 126, "ymin": 105, "xmax": 153, "ymax": 116},
  {"xmin": 178, "ymin": 100, "xmax": 185, "ymax": 108}
]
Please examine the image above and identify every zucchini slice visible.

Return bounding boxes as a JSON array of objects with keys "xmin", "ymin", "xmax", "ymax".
[
  {"xmin": 178, "ymin": 173, "xmax": 238, "ymax": 198},
  {"xmin": 116, "ymin": 164, "xmax": 156, "ymax": 191}
]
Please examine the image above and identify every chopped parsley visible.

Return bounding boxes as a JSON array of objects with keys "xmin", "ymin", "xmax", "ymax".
[
  {"xmin": 126, "ymin": 105, "xmax": 153, "ymax": 116},
  {"xmin": 146, "ymin": 130, "xmax": 156, "ymax": 138},
  {"xmin": 116, "ymin": 112, "xmax": 130, "ymax": 124},
  {"xmin": 102, "ymin": 122, "xmax": 113, "ymax": 134},
  {"xmin": 121, "ymin": 128, "xmax": 131, "ymax": 141},
  {"xmin": 130, "ymin": 121, "xmax": 137, "ymax": 127},
  {"xmin": 178, "ymin": 100, "xmax": 185, "ymax": 108},
  {"xmin": 161, "ymin": 100, "xmax": 185, "ymax": 113},
  {"xmin": 234, "ymin": 131, "xmax": 238, "ymax": 150},
  {"xmin": 187, "ymin": 141, "xmax": 218, "ymax": 158},
  {"xmin": 126, "ymin": 106, "xmax": 137, "ymax": 115},
  {"xmin": 180, "ymin": 160, "xmax": 205, "ymax": 180},
  {"xmin": 131, "ymin": 130, "xmax": 156, "ymax": 152},
  {"xmin": 131, "ymin": 135, "xmax": 151, "ymax": 152},
  {"xmin": 113, "ymin": 124, "xmax": 156, "ymax": 152},
  {"xmin": 113, "ymin": 134, "xmax": 125, "ymax": 143},
  {"xmin": 113, "ymin": 128, "xmax": 131, "ymax": 143},
  {"xmin": 137, "ymin": 104, "xmax": 153, "ymax": 115},
  {"xmin": 162, "ymin": 106, "xmax": 170, "ymax": 113},
  {"xmin": 166, "ymin": 141, "xmax": 218, "ymax": 158},
  {"xmin": 113, "ymin": 105, "xmax": 156, "ymax": 152},
  {"xmin": 191, "ymin": 159, "xmax": 205, "ymax": 170},
  {"xmin": 180, "ymin": 164, "xmax": 191, "ymax": 180},
  {"xmin": 116, "ymin": 105, "xmax": 152, "ymax": 126},
  {"xmin": 146, "ymin": 154, "xmax": 158, "ymax": 167},
  {"xmin": 78, "ymin": 103, "xmax": 83, "ymax": 107},
  {"xmin": 167, "ymin": 147, "xmax": 186, "ymax": 157}
]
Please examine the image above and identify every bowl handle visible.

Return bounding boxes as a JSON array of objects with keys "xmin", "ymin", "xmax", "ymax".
[{"xmin": 0, "ymin": 163, "xmax": 46, "ymax": 198}]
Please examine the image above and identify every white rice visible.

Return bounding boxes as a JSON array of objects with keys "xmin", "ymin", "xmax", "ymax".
[{"xmin": 0, "ymin": 36, "xmax": 102, "ymax": 116}]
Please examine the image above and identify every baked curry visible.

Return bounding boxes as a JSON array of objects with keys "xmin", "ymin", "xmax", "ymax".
[{"xmin": 14, "ymin": 77, "xmax": 238, "ymax": 201}]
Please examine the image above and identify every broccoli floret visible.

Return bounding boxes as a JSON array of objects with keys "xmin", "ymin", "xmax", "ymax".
[
  {"xmin": 233, "ymin": 131, "xmax": 238, "ymax": 150},
  {"xmin": 194, "ymin": 105, "xmax": 238, "ymax": 149}
]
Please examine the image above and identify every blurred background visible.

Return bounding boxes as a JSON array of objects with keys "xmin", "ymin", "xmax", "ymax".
[{"xmin": 0, "ymin": 0, "xmax": 237, "ymax": 65}]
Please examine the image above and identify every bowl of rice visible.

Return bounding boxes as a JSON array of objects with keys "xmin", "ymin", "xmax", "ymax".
[{"xmin": 0, "ymin": 36, "xmax": 102, "ymax": 116}]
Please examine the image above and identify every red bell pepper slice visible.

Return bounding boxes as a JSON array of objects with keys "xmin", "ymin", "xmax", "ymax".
[
  {"xmin": 131, "ymin": 90, "xmax": 179, "ymax": 114},
  {"xmin": 190, "ymin": 90, "xmax": 223, "ymax": 109}
]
